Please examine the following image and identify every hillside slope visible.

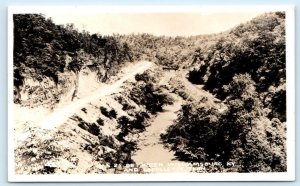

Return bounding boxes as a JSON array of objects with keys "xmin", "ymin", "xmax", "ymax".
[
  {"xmin": 13, "ymin": 12, "xmax": 287, "ymax": 174},
  {"xmin": 13, "ymin": 14, "xmax": 133, "ymax": 108},
  {"xmin": 14, "ymin": 61, "xmax": 173, "ymax": 174},
  {"xmin": 162, "ymin": 12, "xmax": 287, "ymax": 172}
]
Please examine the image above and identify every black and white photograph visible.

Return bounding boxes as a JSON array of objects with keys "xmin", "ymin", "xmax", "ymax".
[{"xmin": 8, "ymin": 6, "xmax": 295, "ymax": 181}]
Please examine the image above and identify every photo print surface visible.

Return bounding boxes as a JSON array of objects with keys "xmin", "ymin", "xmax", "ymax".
[{"xmin": 8, "ymin": 6, "xmax": 295, "ymax": 181}]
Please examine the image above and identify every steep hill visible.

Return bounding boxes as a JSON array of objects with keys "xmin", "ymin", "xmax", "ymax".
[
  {"xmin": 162, "ymin": 12, "xmax": 287, "ymax": 172},
  {"xmin": 187, "ymin": 12, "xmax": 286, "ymax": 121},
  {"xmin": 14, "ymin": 62, "xmax": 173, "ymax": 174},
  {"xmin": 13, "ymin": 14, "xmax": 133, "ymax": 108}
]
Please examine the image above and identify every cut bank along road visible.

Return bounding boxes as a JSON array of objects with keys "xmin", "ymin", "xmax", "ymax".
[{"xmin": 39, "ymin": 61, "xmax": 152, "ymax": 130}]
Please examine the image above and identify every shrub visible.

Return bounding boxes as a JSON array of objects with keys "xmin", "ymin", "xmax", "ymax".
[
  {"xmin": 115, "ymin": 96, "xmax": 135, "ymax": 111},
  {"xmin": 135, "ymin": 72, "xmax": 151, "ymax": 82},
  {"xmin": 100, "ymin": 106, "xmax": 110, "ymax": 118},
  {"xmin": 130, "ymin": 111, "xmax": 149, "ymax": 131},
  {"xmin": 100, "ymin": 106, "xmax": 118, "ymax": 119},
  {"xmin": 88, "ymin": 123, "xmax": 100, "ymax": 136},
  {"xmin": 129, "ymin": 82, "xmax": 169, "ymax": 114},
  {"xmin": 116, "ymin": 116, "xmax": 131, "ymax": 141},
  {"xmin": 78, "ymin": 121, "xmax": 100, "ymax": 136},
  {"xmin": 98, "ymin": 135, "xmax": 118, "ymax": 149},
  {"xmin": 96, "ymin": 118, "xmax": 104, "ymax": 126},
  {"xmin": 109, "ymin": 109, "xmax": 117, "ymax": 119}
]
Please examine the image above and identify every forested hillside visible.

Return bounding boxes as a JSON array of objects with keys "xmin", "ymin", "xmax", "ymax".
[
  {"xmin": 162, "ymin": 12, "xmax": 287, "ymax": 172},
  {"xmin": 14, "ymin": 14, "xmax": 133, "ymax": 107},
  {"xmin": 13, "ymin": 12, "xmax": 287, "ymax": 174},
  {"xmin": 117, "ymin": 33, "xmax": 220, "ymax": 68},
  {"xmin": 187, "ymin": 12, "xmax": 286, "ymax": 121}
]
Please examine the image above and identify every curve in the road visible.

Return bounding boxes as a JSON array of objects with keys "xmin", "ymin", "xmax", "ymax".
[{"xmin": 39, "ymin": 61, "xmax": 152, "ymax": 130}]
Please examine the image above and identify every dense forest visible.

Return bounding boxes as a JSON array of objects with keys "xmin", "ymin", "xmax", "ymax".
[
  {"xmin": 14, "ymin": 14, "xmax": 133, "ymax": 105},
  {"xmin": 161, "ymin": 12, "xmax": 287, "ymax": 172},
  {"xmin": 13, "ymin": 12, "xmax": 287, "ymax": 173},
  {"xmin": 117, "ymin": 33, "xmax": 221, "ymax": 69},
  {"xmin": 13, "ymin": 14, "xmax": 222, "ymax": 107}
]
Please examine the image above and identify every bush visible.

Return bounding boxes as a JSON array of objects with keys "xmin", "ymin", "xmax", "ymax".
[
  {"xmin": 115, "ymin": 96, "xmax": 135, "ymax": 111},
  {"xmin": 100, "ymin": 106, "xmax": 118, "ymax": 119},
  {"xmin": 100, "ymin": 107, "xmax": 110, "ymax": 118},
  {"xmin": 78, "ymin": 121, "xmax": 100, "ymax": 136},
  {"xmin": 116, "ymin": 112, "xmax": 149, "ymax": 141},
  {"xmin": 109, "ymin": 109, "xmax": 117, "ymax": 119},
  {"xmin": 96, "ymin": 118, "xmax": 104, "ymax": 126},
  {"xmin": 88, "ymin": 123, "xmax": 100, "ymax": 136},
  {"xmin": 130, "ymin": 111, "xmax": 149, "ymax": 131},
  {"xmin": 98, "ymin": 135, "xmax": 118, "ymax": 149},
  {"xmin": 161, "ymin": 103, "xmax": 220, "ymax": 162},
  {"xmin": 130, "ymin": 82, "xmax": 169, "ymax": 114},
  {"xmin": 135, "ymin": 71, "xmax": 151, "ymax": 82},
  {"xmin": 117, "ymin": 116, "xmax": 131, "ymax": 140}
]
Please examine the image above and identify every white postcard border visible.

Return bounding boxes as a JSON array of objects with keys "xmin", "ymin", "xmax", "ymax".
[{"xmin": 7, "ymin": 5, "xmax": 295, "ymax": 182}]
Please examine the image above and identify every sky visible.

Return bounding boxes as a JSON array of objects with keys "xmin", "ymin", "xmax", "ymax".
[{"xmin": 44, "ymin": 12, "xmax": 265, "ymax": 36}]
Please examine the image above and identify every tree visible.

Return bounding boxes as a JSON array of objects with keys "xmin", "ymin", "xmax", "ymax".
[{"xmin": 67, "ymin": 50, "xmax": 85, "ymax": 100}]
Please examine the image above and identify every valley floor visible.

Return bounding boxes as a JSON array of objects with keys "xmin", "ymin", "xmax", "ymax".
[
  {"xmin": 13, "ymin": 61, "xmax": 222, "ymax": 174},
  {"xmin": 132, "ymin": 93, "xmax": 192, "ymax": 173}
]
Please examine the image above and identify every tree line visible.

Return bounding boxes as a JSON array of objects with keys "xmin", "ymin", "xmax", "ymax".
[{"xmin": 13, "ymin": 14, "xmax": 133, "ymax": 103}]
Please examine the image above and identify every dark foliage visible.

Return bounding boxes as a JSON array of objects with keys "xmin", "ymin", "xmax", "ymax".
[
  {"xmin": 117, "ymin": 33, "xmax": 219, "ymax": 68},
  {"xmin": 129, "ymin": 82, "xmax": 169, "ymax": 114},
  {"xmin": 189, "ymin": 12, "xmax": 286, "ymax": 122},
  {"xmin": 96, "ymin": 118, "xmax": 104, "ymax": 126},
  {"xmin": 162, "ymin": 12, "xmax": 287, "ymax": 172},
  {"xmin": 13, "ymin": 14, "xmax": 133, "ymax": 104},
  {"xmin": 116, "ymin": 111, "xmax": 149, "ymax": 141},
  {"xmin": 134, "ymin": 71, "xmax": 155, "ymax": 83},
  {"xmin": 100, "ymin": 106, "xmax": 117, "ymax": 119},
  {"xmin": 109, "ymin": 109, "xmax": 118, "ymax": 119},
  {"xmin": 162, "ymin": 73, "xmax": 286, "ymax": 172},
  {"xmin": 98, "ymin": 135, "xmax": 118, "ymax": 150},
  {"xmin": 78, "ymin": 120, "xmax": 100, "ymax": 136}
]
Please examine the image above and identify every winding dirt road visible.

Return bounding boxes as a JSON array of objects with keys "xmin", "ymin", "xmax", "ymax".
[{"xmin": 39, "ymin": 61, "xmax": 152, "ymax": 130}]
